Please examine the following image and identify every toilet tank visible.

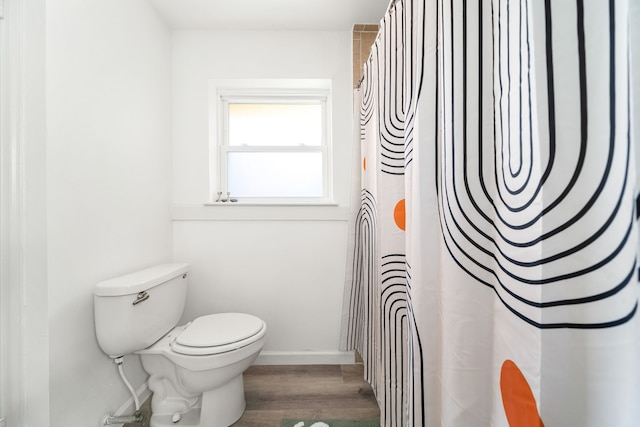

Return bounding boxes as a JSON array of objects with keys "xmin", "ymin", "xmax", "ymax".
[{"xmin": 93, "ymin": 263, "xmax": 189, "ymax": 358}]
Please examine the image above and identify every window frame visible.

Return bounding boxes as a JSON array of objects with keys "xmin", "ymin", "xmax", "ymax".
[{"xmin": 213, "ymin": 87, "xmax": 334, "ymax": 205}]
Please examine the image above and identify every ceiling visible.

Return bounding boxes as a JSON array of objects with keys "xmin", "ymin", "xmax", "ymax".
[{"xmin": 147, "ymin": 0, "xmax": 391, "ymax": 30}]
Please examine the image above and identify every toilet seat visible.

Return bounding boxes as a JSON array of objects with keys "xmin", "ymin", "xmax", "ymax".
[{"xmin": 170, "ymin": 313, "xmax": 265, "ymax": 356}]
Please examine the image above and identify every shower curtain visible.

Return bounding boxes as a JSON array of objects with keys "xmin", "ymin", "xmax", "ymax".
[{"xmin": 341, "ymin": 0, "xmax": 640, "ymax": 426}]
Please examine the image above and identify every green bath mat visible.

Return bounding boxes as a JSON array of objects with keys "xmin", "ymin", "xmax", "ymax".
[{"xmin": 281, "ymin": 420, "xmax": 380, "ymax": 427}]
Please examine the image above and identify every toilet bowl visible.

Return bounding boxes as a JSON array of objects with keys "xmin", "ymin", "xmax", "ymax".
[
  {"xmin": 93, "ymin": 264, "xmax": 267, "ymax": 427},
  {"xmin": 137, "ymin": 313, "xmax": 267, "ymax": 427}
]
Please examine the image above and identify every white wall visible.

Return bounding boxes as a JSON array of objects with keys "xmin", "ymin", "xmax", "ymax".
[
  {"xmin": 171, "ymin": 30, "xmax": 356, "ymax": 363},
  {"xmin": 46, "ymin": 0, "xmax": 173, "ymax": 425}
]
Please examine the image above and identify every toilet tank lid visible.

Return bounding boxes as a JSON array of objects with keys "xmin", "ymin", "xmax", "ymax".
[{"xmin": 93, "ymin": 263, "xmax": 189, "ymax": 297}]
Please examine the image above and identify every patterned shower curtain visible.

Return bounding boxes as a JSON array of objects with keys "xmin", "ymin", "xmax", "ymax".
[{"xmin": 341, "ymin": 0, "xmax": 640, "ymax": 426}]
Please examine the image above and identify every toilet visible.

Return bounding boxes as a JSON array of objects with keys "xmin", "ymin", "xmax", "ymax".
[{"xmin": 93, "ymin": 263, "xmax": 267, "ymax": 427}]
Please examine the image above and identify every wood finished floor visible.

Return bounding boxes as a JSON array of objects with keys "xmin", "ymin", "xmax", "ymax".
[
  {"xmin": 233, "ymin": 364, "xmax": 380, "ymax": 426},
  {"xmin": 125, "ymin": 363, "xmax": 380, "ymax": 427}
]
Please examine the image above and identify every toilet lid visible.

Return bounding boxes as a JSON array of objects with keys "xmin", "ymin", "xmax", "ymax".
[{"xmin": 175, "ymin": 313, "xmax": 264, "ymax": 348}]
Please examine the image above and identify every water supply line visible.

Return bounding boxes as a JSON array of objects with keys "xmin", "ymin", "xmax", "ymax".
[
  {"xmin": 116, "ymin": 356, "xmax": 140, "ymax": 412},
  {"xmin": 100, "ymin": 356, "xmax": 144, "ymax": 426}
]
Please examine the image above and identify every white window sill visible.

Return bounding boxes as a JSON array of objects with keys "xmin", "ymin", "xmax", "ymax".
[
  {"xmin": 171, "ymin": 203, "xmax": 350, "ymax": 221},
  {"xmin": 203, "ymin": 201, "xmax": 339, "ymax": 207}
]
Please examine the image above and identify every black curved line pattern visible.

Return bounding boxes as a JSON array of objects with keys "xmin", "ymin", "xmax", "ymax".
[
  {"xmin": 405, "ymin": 262, "xmax": 426, "ymax": 425},
  {"xmin": 345, "ymin": 199, "xmax": 375, "ymax": 345},
  {"xmin": 346, "ymin": 189, "xmax": 379, "ymax": 387},
  {"xmin": 346, "ymin": 0, "xmax": 635, "ymax": 426},
  {"xmin": 438, "ymin": 0, "xmax": 636, "ymax": 329},
  {"xmin": 377, "ymin": 4, "xmax": 406, "ymax": 175},
  {"xmin": 347, "ymin": 2, "xmax": 420, "ymax": 425},
  {"xmin": 348, "ymin": 1, "xmax": 429, "ymax": 425},
  {"xmin": 403, "ymin": 0, "xmax": 427, "ymax": 169},
  {"xmin": 380, "ymin": 255, "xmax": 408, "ymax": 427}
]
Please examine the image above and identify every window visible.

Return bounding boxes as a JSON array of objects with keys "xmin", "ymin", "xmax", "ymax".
[{"xmin": 214, "ymin": 87, "xmax": 332, "ymax": 204}]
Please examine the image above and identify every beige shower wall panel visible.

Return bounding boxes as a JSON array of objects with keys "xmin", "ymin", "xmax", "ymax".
[{"xmin": 353, "ymin": 24, "xmax": 379, "ymax": 87}]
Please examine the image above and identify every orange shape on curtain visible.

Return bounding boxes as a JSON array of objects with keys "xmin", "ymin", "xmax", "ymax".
[
  {"xmin": 394, "ymin": 199, "xmax": 406, "ymax": 231},
  {"xmin": 363, "ymin": 157, "xmax": 367, "ymax": 171},
  {"xmin": 500, "ymin": 360, "xmax": 544, "ymax": 427}
]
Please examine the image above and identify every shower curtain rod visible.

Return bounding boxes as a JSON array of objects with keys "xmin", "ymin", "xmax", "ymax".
[
  {"xmin": 385, "ymin": 0, "xmax": 400, "ymax": 14},
  {"xmin": 355, "ymin": 0, "xmax": 398, "ymax": 90}
]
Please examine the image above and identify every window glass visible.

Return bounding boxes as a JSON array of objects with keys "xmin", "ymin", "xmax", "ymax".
[
  {"xmin": 227, "ymin": 152, "xmax": 323, "ymax": 198},
  {"xmin": 228, "ymin": 103, "xmax": 322, "ymax": 147},
  {"xmin": 214, "ymin": 86, "xmax": 332, "ymax": 203}
]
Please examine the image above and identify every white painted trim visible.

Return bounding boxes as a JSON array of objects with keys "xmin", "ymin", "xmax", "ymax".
[
  {"xmin": 110, "ymin": 351, "xmax": 355, "ymax": 418},
  {"xmin": 0, "ymin": 0, "xmax": 48, "ymax": 426},
  {"xmin": 114, "ymin": 383, "xmax": 151, "ymax": 417},
  {"xmin": 172, "ymin": 204, "xmax": 351, "ymax": 221},
  {"xmin": 108, "ymin": 351, "xmax": 355, "ymax": 423},
  {"xmin": 217, "ymin": 92, "xmax": 333, "ymax": 203},
  {"xmin": 0, "ymin": 0, "xmax": 26, "ymax": 425},
  {"xmin": 208, "ymin": 79, "xmax": 335, "ymax": 205},
  {"xmin": 254, "ymin": 350, "xmax": 355, "ymax": 365}
]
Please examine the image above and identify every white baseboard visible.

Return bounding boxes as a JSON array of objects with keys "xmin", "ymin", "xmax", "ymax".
[
  {"xmin": 254, "ymin": 350, "xmax": 355, "ymax": 365},
  {"xmin": 115, "ymin": 382, "xmax": 151, "ymax": 416},
  {"xmin": 109, "ymin": 351, "xmax": 354, "ymax": 423}
]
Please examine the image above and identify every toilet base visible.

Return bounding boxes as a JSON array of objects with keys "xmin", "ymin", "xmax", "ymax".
[{"xmin": 149, "ymin": 375, "xmax": 246, "ymax": 427}]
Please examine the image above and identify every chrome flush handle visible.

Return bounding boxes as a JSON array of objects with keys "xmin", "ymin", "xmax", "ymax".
[{"xmin": 132, "ymin": 291, "xmax": 149, "ymax": 305}]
